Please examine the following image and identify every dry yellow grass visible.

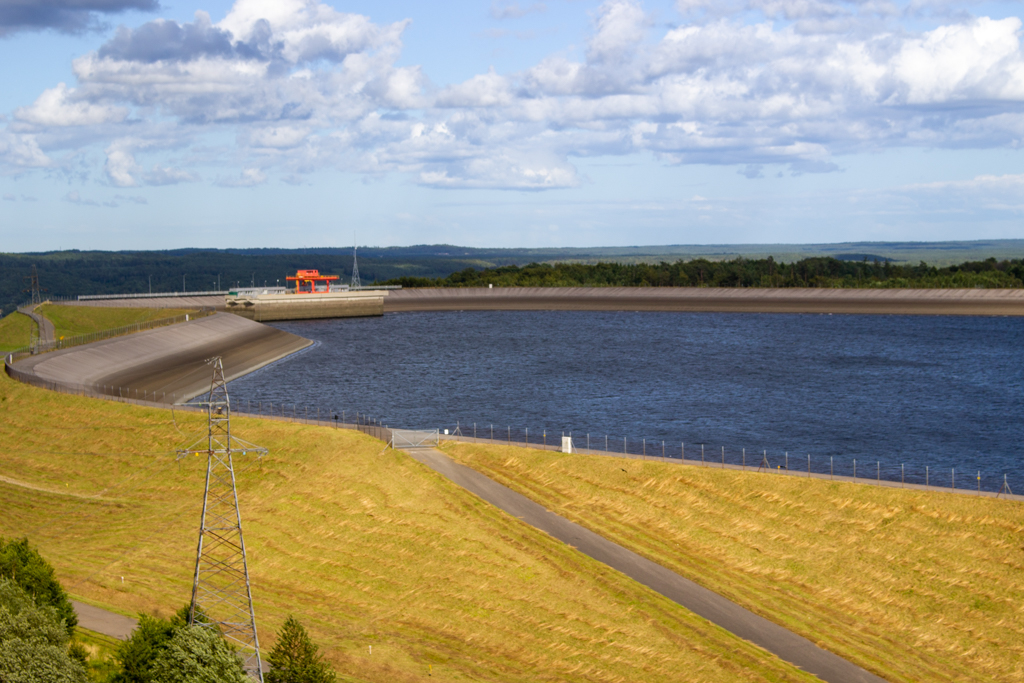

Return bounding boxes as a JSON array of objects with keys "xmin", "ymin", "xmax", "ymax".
[
  {"xmin": 0, "ymin": 373, "xmax": 816, "ymax": 683},
  {"xmin": 0, "ymin": 312, "xmax": 34, "ymax": 352},
  {"xmin": 441, "ymin": 441, "xmax": 1024, "ymax": 683},
  {"xmin": 37, "ymin": 304, "xmax": 196, "ymax": 339}
]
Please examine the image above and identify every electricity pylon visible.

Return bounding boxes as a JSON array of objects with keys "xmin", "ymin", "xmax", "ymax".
[
  {"xmin": 177, "ymin": 357, "xmax": 266, "ymax": 681},
  {"xmin": 351, "ymin": 244, "xmax": 361, "ymax": 289},
  {"xmin": 23, "ymin": 264, "xmax": 43, "ymax": 306}
]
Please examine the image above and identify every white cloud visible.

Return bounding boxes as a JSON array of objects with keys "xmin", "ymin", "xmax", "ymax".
[
  {"xmin": 8, "ymin": 0, "xmax": 1024, "ymax": 191},
  {"xmin": 104, "ymin": 142, "xmax": 141, "ymax": 187},
  {"xmin": 15, "ymin": 83, "xmax": 127, "ymax": 127},
  {"xmin": 216, "ymin": 167, "xmax": 267, "ymax": 186},
  {"xmin": 143, "ymin": 166, "xmax": 199, "ymax": 185}
]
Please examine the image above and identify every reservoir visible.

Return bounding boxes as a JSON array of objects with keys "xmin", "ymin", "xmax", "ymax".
[{"xmin": 225, "ymin": 310, "xmax": 1024, "ymax": 492}]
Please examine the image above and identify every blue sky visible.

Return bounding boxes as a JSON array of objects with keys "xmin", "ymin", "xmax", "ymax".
[{"xmin": 1, "ymin": 0, "xmax": 1024, "ymax": 251}]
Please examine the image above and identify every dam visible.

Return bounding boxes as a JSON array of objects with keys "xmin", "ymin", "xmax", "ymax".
[{"xmin": 223, "ymin": 269, "xmax": 390, "ymax": 321}]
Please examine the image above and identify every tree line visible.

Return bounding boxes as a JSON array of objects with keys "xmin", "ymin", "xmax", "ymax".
[{"xmin": 381, "ymin": 256, "xmax": 1024, "ymax": 289}]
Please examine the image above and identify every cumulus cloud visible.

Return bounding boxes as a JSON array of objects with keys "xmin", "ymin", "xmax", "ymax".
[
  {"xmin": 6, "ymin": 0, "xmax": 1024, "ymax": 189},
  {"xmin": 15, "ymin": 83, "xmax": 127, "ymax": 126},
  {"xmin": 0, "ymin": 0, "xmax": 158, "ymax": 37}
]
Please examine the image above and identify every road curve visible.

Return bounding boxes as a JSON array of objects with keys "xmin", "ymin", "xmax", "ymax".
[{"xmin": 405, "ymin": 447, "xmax": 887, "ymax": 683}]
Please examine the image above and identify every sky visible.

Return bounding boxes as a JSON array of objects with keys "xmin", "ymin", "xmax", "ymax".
[{"xmin": 1, "ymin": 0, "xmax": 1024, "ymax": 251}]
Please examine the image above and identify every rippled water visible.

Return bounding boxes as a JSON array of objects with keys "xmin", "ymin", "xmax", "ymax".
[{"xmin": 225, "ymin": 310, "xmax": 1024, "ymax": 492}]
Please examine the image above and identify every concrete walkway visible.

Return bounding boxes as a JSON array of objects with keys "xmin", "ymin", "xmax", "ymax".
[{"xmin": 405, "ymin": 447, "xmax": 886, "ymax": 683}]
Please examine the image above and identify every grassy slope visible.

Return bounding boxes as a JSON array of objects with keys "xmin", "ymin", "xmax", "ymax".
[
  {"xmin": 36, "ymin": 304, "xmax": 196, "ymax": 340},
  {"xmin": 0, "ymin": 311, "xmax": 34, "ymax": 352},
  {"xmin": 0, "ymin": 373, "xmax": 814, "ymax": 683},
  {"xmin": 442, "ymin": 442, "xmax": 1024, "ymax": 683}
]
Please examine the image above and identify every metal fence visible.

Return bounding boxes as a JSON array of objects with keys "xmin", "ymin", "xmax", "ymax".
[{"xmin": 5, "ymin": 326, "xmax": 1020, "ymax": 501}]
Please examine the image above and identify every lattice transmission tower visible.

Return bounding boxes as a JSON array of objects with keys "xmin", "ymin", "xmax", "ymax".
[
  {"xmin": 351, "ymin": 244, "xmax": 361, "ymax": 289},
  {"xmin": 23, "ymin": 264, "xmax": 43, "ymax": 306},
  {"xmin": 177, "ymin": 358, "xmax": 267, "ymax": 681}
]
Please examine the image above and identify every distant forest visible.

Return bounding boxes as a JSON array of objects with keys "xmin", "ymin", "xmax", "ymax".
[
  {"xmin": 383, "ymin": 257, "xmax": 1024, "ymax": 290},
  {"xmin": 2, "ymin": 249, "xmax": 1023, "ymax": 316}
]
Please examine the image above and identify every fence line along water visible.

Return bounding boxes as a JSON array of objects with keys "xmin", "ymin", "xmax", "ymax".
[
  {"xmin": 5, "ymin": 353, "xmax": 1021, "ymax": 502},
  {"xmin": 4, "ymin": 308, "xmax": 1021, "ymax": 500}
]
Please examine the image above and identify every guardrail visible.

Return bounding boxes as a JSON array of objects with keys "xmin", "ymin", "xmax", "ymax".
[{"xmin": 77, "ymin": 291, "xmax": 229, "ymax": 300}]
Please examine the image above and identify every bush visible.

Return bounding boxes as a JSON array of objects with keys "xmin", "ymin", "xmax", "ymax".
[
  {"xmin": 0, "ymin": 577, "xmax": 88, "ymax": 683},
  {"xmin": 266, "ymin": 616, "xmax": 335, "ymax": 683},
  {"xmin": 149, "ymin": 625, "xmax": 248, "ymax": 683},
  {"xmin": 111, "ymin": 605, "xmax": 247, "ymax": 683},
  {"xmin": 0, "ymin": 537, "xmax": 77, "ymax": 634}
]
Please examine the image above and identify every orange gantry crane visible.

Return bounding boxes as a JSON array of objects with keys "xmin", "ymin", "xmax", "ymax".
[{"xmin": 285, "ymin": 269, "xmax": 340, "ymax": 294}]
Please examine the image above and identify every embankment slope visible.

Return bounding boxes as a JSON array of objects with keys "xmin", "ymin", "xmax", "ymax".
[
  {"xmin": 10, "ymin": 312, "xmax": 310, "ymax": 403},
  {"xmin": 0, "ymin": 373, "xmax": 816, "ymax": 683},
  {"xmin": 442, "ymin": 441, "xmax": 1024, "ymax": 683}
]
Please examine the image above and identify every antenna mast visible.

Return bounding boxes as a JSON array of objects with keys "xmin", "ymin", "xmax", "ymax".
[
  {"xmin": 178, "ymin": 358, "xmax": 266, "ymax": 681},
  {"xmin": 351, "ymin": 242, "xmax": 361, "ymax": 289}
]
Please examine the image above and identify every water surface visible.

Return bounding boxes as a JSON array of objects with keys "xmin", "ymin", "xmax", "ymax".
[{"xmin": 225, "ymin": 310, "xmax": 1024, "ymax": 492}]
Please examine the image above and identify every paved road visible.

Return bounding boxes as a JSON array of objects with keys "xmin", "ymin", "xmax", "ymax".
[
  {"xmin": 72, "ymin": 600, "xmax": 137, "ymax": 640},
  {"xmin": 405, "ymin": 447, "xmax": 887, "ymax": 683},
  {"xmin": 17, "ymin": 303, "xmax": 56, "ymax": 344}
]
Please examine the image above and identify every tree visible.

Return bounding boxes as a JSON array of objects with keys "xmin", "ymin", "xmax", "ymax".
[
  {"xmin": 148, "ymin": 625, "xmax": 248, "ymax": 683},
  {"xmin": 0, "ymin": 577, "xmax": 88, "ymax": 683},
  {"xmin": 109, "ymin": 614, "xmax": 177, "ymax": 683},
  {"xmin": 0, "ymin": 537, "xmax": 77, "ymax": 634},
  {"xmin": 265, "ymin": 616, "xmax": 336, "ymax": 683}
]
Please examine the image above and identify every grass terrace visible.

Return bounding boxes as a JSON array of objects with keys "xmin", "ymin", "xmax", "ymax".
[
  {"xmin": 37, "ymin": 304, "xmax": 197, "ymax": 340},
  {"xmin": 0, "ymin": 372, "xmax": 815, "ymax": 683},
  {"xmin": 0, "ymin": 311, "xmax": 34, "ymax": 352},
  {"xmin": 441, "ymin": 441, "xmax": 1024, "ymax": 683}
]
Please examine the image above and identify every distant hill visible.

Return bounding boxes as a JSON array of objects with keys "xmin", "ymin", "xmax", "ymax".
[{"xmin": 4, "ymin": 240, "xmax": 1024, "ymax": 315}]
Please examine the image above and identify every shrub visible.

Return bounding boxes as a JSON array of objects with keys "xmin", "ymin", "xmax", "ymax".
[
  {"xmin": 148, "ymin": 625, "xmax": 248, "ymax": 683},
  {"xmin": 0, "ymin": 577, "xmax": 88, "ymax": 683},
  {"xmin": 0, "ymin": 537, "xmax": 77, "ymax": 634}
]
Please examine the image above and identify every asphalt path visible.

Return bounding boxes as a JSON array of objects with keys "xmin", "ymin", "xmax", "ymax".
[
  {"xmin": 405, "ymin": 447, "xmax": 887, "ymax": 683},
  {"xmin": 71, "ymin": 600, "xmax": 137, "ymax": 640},
  {"xmin": 17, "ymin": 304, "xmax": 56, "ymax": 344}
]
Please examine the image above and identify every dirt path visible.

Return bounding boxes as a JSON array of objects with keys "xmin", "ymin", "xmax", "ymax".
[{"xmin": 405, "ymin": 446, "xmax": 886, "ymax": 683}]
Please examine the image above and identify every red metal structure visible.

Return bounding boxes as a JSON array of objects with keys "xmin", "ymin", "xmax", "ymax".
[{"xmin": 285, "ymin": 269, "xmax": 340, "ymax": 294}]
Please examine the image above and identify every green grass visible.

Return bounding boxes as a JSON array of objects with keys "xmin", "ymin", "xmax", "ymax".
[
  {"xmin": 0, "ymin": 311, "xmax": 34, "ymax": 352},
  {"xmin": 442, "ymin": 441, "xmax": 1024, "ymax": 683},
  {"xmin": 0, "ymin": 373, "xmax": 815, "ymax": 683},
  {"xmin": 73, "ymin": 627, "xmax": 121, "ymax": 681},
  {"xmin": 37, "ymin": 304, "xmax": 196, "ymax": 340}
]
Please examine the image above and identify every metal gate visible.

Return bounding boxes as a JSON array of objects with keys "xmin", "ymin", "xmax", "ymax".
[{"xmin": 390, "ymin": 429, "xmax": 440, "ymax": 449}]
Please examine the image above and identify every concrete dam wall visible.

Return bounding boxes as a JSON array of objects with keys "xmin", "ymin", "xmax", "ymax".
[{"xmin": 9, "ymin": 313, "xmax": 311, "ymax": 404}]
